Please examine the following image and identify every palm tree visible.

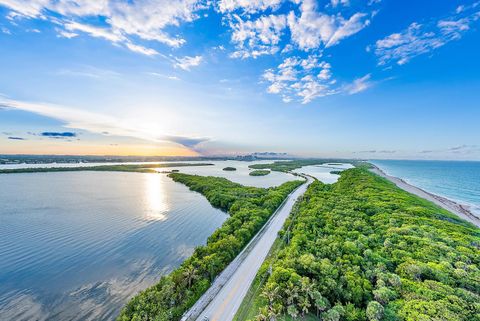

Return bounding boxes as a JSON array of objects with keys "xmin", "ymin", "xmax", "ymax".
[
  {"xmin": 256, "ymin": 307, "xmax": 269, "ymax": 321},
  {"xmin": 312, "ymin": 291, "xmax": 328, "ymax": 317},
  {"xmin": 182, "ymin": 265, "xmax": 198, "ymax": 288},
  {"xmin": 262, "ymin": 285, "xmax": 280, "ymax": 307},
  {"xmin": 299, "ymin": 296, "xmax": 311, "ymax": 316},
  {"xmin": 287, "ymin": 305, "xmax": 299, "ymax": 320},
  {"xmin": 267, "ymin": 305, "xmax": 280, "ymax": 321},
  {"xmin": 285, "ymin": 283, "xmax": 300, "ymax": 306}
]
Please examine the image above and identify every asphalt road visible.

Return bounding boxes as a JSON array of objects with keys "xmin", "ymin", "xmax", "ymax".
[{"xmin": 191, "ymin": 176, "xmax": 313, "ymax": 321}]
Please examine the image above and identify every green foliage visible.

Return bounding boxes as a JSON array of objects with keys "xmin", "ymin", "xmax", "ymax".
[
  {"xmin": 118, "ymin": 173, "xmax": 303, "ymax": 321},
  {"xmin": 249, "ymin": 170, "xmax": 271, "ymax": 176},
  {"xmin": 0, "ymin": 163, "xmax": 213, "ymax": 174},
  {"xmin": 223, "ymin": 167, "xmax": 237, "ymax": 171},
  {"xmin": 248, "ymin": 168, "xmax": 480, "ymax": 321},
  {"xmin": 249, "ymin": 160, "xmax": 330, "ymax": 172},
  {"xmin": 248, "ymin": 159, "xmax": 364, "ymax": 173}
]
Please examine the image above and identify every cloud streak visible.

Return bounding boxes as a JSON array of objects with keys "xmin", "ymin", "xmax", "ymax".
[
  {"xmin": 41, "ymin": 131, "xmax": 77, "ymax": 138},
  {"xmin": 0, "ymin": 97, "xmax": 210, "ymax": 151},
  {"xmin": 174, "ymin": 55, "xmax": 203, "ymax": 71}
]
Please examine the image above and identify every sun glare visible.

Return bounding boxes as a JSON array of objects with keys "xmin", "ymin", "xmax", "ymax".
[{"xmin": 144, "ymin": 174, "xmax": 170, "ymax": 221}]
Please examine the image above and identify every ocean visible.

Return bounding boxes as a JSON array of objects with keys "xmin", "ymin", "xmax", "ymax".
[{"xmin": 371, "ymin": 160, "xmax": 480, "ymax": 217}]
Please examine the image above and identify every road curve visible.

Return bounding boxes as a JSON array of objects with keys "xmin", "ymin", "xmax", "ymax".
[{"xmin": 182, "ymin": 175, "xmax": 314, "ymax": 321}]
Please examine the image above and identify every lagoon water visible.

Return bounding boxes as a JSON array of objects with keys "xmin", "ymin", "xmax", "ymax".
[
  {"xmin": 0, "ymin": 171, "xmax": 229, "ymax": 321},
  {"xmin": 372, "ymin": 160, "xmax": 480, "ymax": 216},
  {"xmin": 293, "ymin": 163, "xmax": 354, "ymax": 183},
  {"xmin": 0, "ymin": 160, "xmax": 338, "ymax": 320},
  {"xmin": 0, "ymin": 160, "xmax": 298, "ymax": 188}
]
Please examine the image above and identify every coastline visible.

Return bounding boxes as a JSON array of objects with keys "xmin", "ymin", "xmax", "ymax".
[{"xmin": 370, "ymin": 164, "xmax": 480, "ymax": 228}]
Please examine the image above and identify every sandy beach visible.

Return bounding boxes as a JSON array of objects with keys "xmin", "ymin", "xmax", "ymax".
[{"xmin": 370, "ymin": 165, "xmax": 480, "ymax": 228}]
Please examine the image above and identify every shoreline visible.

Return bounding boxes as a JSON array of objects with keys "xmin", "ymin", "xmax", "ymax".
[{"xmin": 370, "ymin": 164, "xmax": 480, "ymax": 228}]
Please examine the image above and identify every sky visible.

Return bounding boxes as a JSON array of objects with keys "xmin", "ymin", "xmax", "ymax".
[{"xmin": 0, "ymin": 0, "xmax": 479, "ymax": 159}]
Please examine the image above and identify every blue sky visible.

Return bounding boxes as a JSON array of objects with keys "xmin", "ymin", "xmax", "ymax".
[{"xmin": 0, "ymin": 0, "xmax": 479, "ymax": 159}]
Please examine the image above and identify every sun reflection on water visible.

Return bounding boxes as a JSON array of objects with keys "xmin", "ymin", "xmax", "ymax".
[{"xmin": 144, "ymin": 174, "xmax": 170, "ymax": 221}]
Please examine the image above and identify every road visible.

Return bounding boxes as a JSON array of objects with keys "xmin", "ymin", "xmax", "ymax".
[{"xmin": 182, "ymin": 175, "xmax": 313, "ymax": 321}]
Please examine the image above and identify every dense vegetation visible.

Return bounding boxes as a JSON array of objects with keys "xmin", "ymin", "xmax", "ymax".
[
  {"xmin": 250, "ymin": 170, "xmax": 271, "ymax": 176},
  {"xmin": 241, "ymin": 168, "xmax": 480, "ymax": 321},
  {"xmin": 223, "ymin": 167, "xmax": 237, "ymax": 171},
  {"xmin": 0, "ymin": 163, "xmax": 213, "ymax": 174},
  {"xmin": 118, "ymin": 173, "xmax": 303, "ymax": 321}
]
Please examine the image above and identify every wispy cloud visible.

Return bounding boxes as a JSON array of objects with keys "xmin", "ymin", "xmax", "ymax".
[
  {"xmin": 174, "ymin": 55, "xmax": 203, "ymax": 71},
  {"xmin": 56, "ymin": 66, "xmax": 120, "ymax": 79},
  {"xmin": 345, "ymin": 74, "xmax": 374, "ymax": 94},
  {"xmin": 0, "ymin": 97, "xmax": 211, "ymax": 151},
  {"xmin": 421, "ymin": 145, "xmax": 480, "ymax": 155},
  {"xmin": 7, "ymin": 136, "xmax": 26, "ymax": 140},
  {"xmin": 372, "ymin": 3, "xmax": 480, "ymax": 65},
  {"xmin": 146, "ymin": 72, "xmax": 180, "ymax": 81}
]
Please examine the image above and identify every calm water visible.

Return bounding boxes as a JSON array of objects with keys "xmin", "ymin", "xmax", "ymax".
[
  {"xmin": 372, "ymin": 160, "xmax": 480, "ymax": 216},
  {"xmin": 0, "ymin": 160, "xmax": 298, "ymax": 188},
  {"xmin": 293, "ymin": 163, "xmax": 354, "ymax": 183},
  {"xmin": 162, "ymin": 160, "xmax": 299, "ymax": 188},
  {"xmin": 0, "ymin": 171, "xmax": 228, "ymax": 321}
]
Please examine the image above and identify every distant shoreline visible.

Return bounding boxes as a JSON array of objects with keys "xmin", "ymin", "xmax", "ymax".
[{"xmin": 370, "ymin": 164, "xmax": 480, "ymax": 228}]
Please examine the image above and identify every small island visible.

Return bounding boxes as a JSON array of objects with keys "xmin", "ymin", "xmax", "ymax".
[
  {"xmin": 223, "ymin": 167, "xmax": 237, "ymax": 171},
  {"xmin": 249, "ymin": 169, "xmax": 271, "ymax": 176}
]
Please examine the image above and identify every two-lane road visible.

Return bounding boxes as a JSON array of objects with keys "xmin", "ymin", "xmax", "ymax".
[{"xmin": 183, "ymin": 175, "xmax": 313, "ymax": 321}]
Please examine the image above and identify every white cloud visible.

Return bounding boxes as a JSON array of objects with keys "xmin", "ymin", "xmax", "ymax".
[
  {"xmin": 224, "ymin": 0, "xmax": 376, "ymax": 59},
  {"xmin": 174, "ymin": 55, "xmax": 203, "ymax": 71},
  {"xmin": 56, "ymin": 29, "xmax": 78, "ymax": 39},
  {"xmin": 373, "ymin": 5, "xmax": 480, "ymax": 65},
  {"xmin": 287, "ymin": 0, "xmax": 371, "ymax": 50},
  {"xmin": 0, "ymin": 0, "xmax": 208, "ymax": 55},
  {"xmin": 326, "ymin": 12, "xmax": 370, "ymax": 47},
  {"xmin": 331, "ymin": 0, "xmax": 350, "ymax": 7},
  {"xmin": 63, "ymin": 21, "xmax": 124, "ymax": 43},
  {"xmin": 0, "ymin": 0, "xmax": 48, "ymax": 18},
  {"xmin": 217, "ymin": 0, "xmax": 283, "ymax": 13},
  {"xmin": 125, "ymin": 43, "xmax": 158, "ymax": 56},
  {"xmin": 263, "ymin": 55, "xmax": 338, "ymax": 103},
  {"xmin": 229, "ymin": 13, "xmax": 287, "ymax": 59}
]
